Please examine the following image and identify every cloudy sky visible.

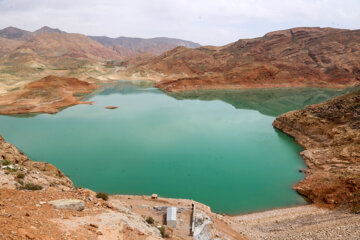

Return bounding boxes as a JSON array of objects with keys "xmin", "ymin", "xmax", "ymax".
[{"xmin": 0, "ymin": 0, "xmax": 359, "ymax": 45}]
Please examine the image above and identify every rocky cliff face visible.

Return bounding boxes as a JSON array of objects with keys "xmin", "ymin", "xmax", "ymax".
[
  {"xmin": 122, "ymin": 27, "xmax": 360, "ymax": 92},
  {"xmin": 273, "ymin": 90, "xmax": 360, "ymax": 210}
]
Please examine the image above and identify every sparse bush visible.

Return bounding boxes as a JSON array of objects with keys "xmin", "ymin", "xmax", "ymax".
[
  {"xmin": 2, "ymin": 160, "xmax": 11, "ymax": 166},
  {"xmin": 157, "ymin": 225, "xmax": 171, "ymax": 238},
  {"xmin": 158, "ymin": 226, "xmax": 165, "ymax": 238},
  {"xmin": 351, "ymin": 203, "xmax": 360, "ymax": 214},
  {"xmin": 146, "ymin": 216, "xmax": 154, "ymax": 225},
  {"xmin": 17, "ymin": 173, "xmax": 25, "ymax": 179},
  {"xmin": 96, "ymin": 192, "xmax": 108, "ymax": 201},
  {"xmin": 22, "ymin": 183, "xmax": 43, "ymax": 191},
  {"xmin": 8, "ymin": 167, "xmax": 17, "ymax": 172}
]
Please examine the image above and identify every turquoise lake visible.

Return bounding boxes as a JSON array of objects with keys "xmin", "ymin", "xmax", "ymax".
[{"xmin": 0, "ymin": 81, "xmax": 355, "ymax": 214}]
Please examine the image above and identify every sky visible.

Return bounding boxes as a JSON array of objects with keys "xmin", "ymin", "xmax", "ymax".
[{"xmin": 0, "ymin": 0, "xmax": 359, "ymax": 46}]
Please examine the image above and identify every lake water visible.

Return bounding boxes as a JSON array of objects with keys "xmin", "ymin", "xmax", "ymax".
[{"xmin": 0, "ymin": 81, "xmax": 355, "ymax": 214}]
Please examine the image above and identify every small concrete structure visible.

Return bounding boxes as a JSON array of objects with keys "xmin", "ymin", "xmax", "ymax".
[
  {"xmin": 151, "ymin": 193, "xmax": 158, "ymax": 199},
  {"xmin": 166, "ymin": 207, "xmax": 177, "ymax": 228}
]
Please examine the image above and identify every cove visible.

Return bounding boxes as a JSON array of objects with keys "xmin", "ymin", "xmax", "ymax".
[{"xmin": 0, "ymin": 81, "xmax": 355, "ymax": 214}]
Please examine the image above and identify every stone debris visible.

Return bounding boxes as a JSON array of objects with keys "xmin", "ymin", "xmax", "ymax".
[
  {"xmin": 193, "ymin": 210, "xmax": 229, "ymax": 240},
  {"xmin": 49, "ymin": 199, "xmax": 85, "ymax": 211}
]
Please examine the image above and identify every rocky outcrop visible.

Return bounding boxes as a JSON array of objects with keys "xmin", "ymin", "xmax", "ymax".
[
  {"xmin": 49, "ymin": 199, "xmax": 85, "ymax": 211},
  {"xmin": 0, "ymin": 134, "xmax": 73, "ymax": 190},
  {"xmin": 273, "ymin": 90, "xmax": 360, "ymax": 209},
  {"xmin": 121, "ymin": 27, "xmax": 360, "ymax": 92},
  {"xmin": 0, "ymin": 75, "xmax": 99, "ymax": 114}
]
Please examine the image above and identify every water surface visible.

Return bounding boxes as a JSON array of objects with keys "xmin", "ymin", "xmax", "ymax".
[{"xmin": 0, "ymin": 82, "xmax": 355, "ymax": 214}]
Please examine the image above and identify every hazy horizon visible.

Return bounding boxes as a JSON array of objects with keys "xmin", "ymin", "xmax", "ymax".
[{"xmin": 0, "ymin": 0, "xmax": 359, "ymax": 46}]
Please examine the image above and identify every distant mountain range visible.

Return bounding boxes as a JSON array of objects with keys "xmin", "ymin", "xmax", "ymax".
[
  {"xmin": 0, "ymin": 26, "xmax": 201, "ymax": 58},
  {"xmin": 0, "ymin": 26, "xmax": 201, "ymax": 81},
  {"xmin": 0, "ymin": 26, "xmax": 359, "ymax": 93},
  {"xmin": 88, "ymin": 36, "xmax": 200, "ymax": 57}
]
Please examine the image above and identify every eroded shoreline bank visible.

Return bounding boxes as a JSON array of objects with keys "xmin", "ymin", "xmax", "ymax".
[{"xmin": 273, "ymin": 90, "xmax": 360, "ymax": 210}]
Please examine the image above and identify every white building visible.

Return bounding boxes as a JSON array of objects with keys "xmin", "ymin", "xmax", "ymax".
[{"xmin": 166, "ymin": 207, "xmax": 177, "ymax": 228}]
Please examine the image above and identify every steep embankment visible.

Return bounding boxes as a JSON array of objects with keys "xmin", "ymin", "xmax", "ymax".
[
  {"xmin": 121, "ymin": 27, "xmax": 360, "ymax": 92},
  {"xmin": 273, "ymin": 90, "xmax": 360, "ymax": 210},
  {"xmin": 0, "ymin": 75, "xmax": 99, "ymax": 114}
]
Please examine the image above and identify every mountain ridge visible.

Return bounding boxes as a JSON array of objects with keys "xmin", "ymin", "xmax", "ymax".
[{"xmin": 117, "ymin": 27, "xmax": 360, "ymax": 91}]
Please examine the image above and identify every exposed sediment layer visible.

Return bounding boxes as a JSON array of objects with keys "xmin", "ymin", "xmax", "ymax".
[
  {"xmin": 273, "ymin": 90, "xmax": 360, "ymax": 209},
  {"xmin": 0, "ymin": 75, "xmax": 99, "ymax": 114}
]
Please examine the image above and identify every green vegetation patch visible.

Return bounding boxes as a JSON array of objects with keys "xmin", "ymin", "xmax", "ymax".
[
  {"xmin": 21, "ymin": 183, "xmax": 43, "ymax": 191},
  {"xmin": 96, "ymin": 192, "xmax": 109, "ymax": 201},
  {"xmin": 146, "ymin": 216, "xmax": 154, "ymax": 225},
  {"xmin": 2, "ymin": 160, "xmax": 11, "ymax": 166}
]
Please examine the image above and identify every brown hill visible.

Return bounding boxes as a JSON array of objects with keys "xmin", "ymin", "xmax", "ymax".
[
  {"xmin": 0, "ymin": 37, "xmax": 25, "ymax": 56},
  {"xmin": 0, "ymin": 31, "xmax": 123, "ymax": 79},
  {"xmin": 0, "ymin": 27, "xmax": 33, "ymax": 41},
  {"xmin": 16, "ymin": 32, "xmax": 121, "ymax": 60},
  {"xmin": 123, "ymin": 27, "xmax": 360, "ymax": 92},
  {"xmin": 33, "ymin": 26, "xmax": 65, "ymax": 35}
]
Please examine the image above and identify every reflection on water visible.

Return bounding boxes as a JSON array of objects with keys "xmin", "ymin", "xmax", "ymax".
[{"xmin": 166, "ymin": 87, "xmax": 358, "ymax": 116}]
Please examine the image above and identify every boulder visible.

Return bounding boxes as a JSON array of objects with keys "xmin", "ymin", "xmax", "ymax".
[{"xmin": 49, "ymin": 199, "xmax": 85, "ymax": 211}]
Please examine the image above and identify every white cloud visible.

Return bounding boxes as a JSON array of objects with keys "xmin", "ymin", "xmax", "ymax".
[{"xmin": 0, "ymin": 0, "xmax": 359, "ymax": 45}]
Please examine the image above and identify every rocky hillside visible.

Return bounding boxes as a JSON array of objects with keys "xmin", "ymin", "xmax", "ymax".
[
  {"xmin": 0, "ymin": 37, "xmax": 25, "ymax": 56},
  {"xmin": 14, "ymin": 32, "xmax": 121, "ymax": 60},
  {"xmin": 121, "ymin": 27, "xmax": 360, "ymax": 92},
  {"xmin": 273, "ymin": 89, "xmax": 360, "ymax": 210},
  {"xmin": 89, "ymin": 36, "xmax": 200, "ymax": 56},
  {"xmin": 0, "ymin": 27, "xmax": 33, "ymax": 41}
]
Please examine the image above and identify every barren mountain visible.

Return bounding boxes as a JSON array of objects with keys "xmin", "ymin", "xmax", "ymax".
[
  {"xmin": 33, "ymin": 26, "xmax": 65, "ymax": 35},
  {"xmin": 121, "ymin": 27, "xmax": 360, "ymax": 92},
  {"xmin": 89, "ymin": 35, "xmax": 201, "ymax": 56},
  {"xmin": 0, "ymin": 31, "xmax": 123, "ymax": 80},
  {"xmin": 16, "ymin": 32, "xmax": 121, "ymax": 60},
  {"xmin": 0, "ymin": 37, "xmax": 25, "ymax": 56},
  {"xmin": 0, "ymin": 26, "xmax": 33, "ymax": 41}
]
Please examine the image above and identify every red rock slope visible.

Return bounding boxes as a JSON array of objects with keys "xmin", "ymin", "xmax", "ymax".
[{"xmin": 123, "ymin": 27, "xmax": 360, "ymax": 92}]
